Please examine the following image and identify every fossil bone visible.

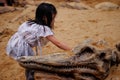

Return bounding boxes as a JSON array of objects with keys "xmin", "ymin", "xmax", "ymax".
[{"xmin": 18, "ymin": 42, "xmax": 120, "ymax": 80}]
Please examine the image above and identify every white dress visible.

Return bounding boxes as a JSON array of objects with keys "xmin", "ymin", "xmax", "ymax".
[{"xmin": 6, "ymin": 22, "xmax": 53, "ymax": 60}]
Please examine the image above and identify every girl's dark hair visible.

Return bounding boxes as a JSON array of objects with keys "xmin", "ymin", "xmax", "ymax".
[{"xmin": 28, "ymin": 3, "xmax": 57, "ymax": 29}]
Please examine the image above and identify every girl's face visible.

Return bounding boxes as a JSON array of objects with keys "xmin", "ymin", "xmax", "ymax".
[{"xmin": 51, "ymin": 14, "xmax": 56, "ymax": 29}]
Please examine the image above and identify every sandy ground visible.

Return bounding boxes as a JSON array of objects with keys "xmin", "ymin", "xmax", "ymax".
[{"xmin": 0, "ymin": 0, "xmax": 120, "ymax": 80}]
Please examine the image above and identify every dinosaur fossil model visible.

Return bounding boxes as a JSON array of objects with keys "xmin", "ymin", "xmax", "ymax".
[{"xmin": 18, "ymin": 42, "xmax": 120, "ymax": 80}]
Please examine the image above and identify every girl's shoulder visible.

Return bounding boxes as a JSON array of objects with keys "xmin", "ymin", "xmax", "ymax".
[
  {"xmin": 20, "ymin": 21, "xmax": 51, "ymax": 30},
  {"xmin": 18, "ymin": 21, "xmax": 28, "ymax": 30},
  {"xmin": 18, "ymin": 21, "xmax": 53, "ymax": 34},
  {"xmin": 18, "ymin": 21, "xmax": 38, "ymax": 31}
]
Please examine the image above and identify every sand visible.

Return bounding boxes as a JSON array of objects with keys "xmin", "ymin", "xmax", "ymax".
[{"xmin": 0, "ymin": 0, "xmax": 120, "ymax": 80}]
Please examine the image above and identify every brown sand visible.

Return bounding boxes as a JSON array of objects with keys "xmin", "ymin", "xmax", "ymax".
[{"xmin": 0, "ymin": 0, "xmax": 120, "ymax": 80}]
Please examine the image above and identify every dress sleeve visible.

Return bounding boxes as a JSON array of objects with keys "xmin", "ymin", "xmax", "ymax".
[
  {"xmin": 38, "ymin": 25, "xmax": 54, "ymax": 37},
  {"xmin": 18, "ymin": 22, "xmax": 27, "ymax": 32}
]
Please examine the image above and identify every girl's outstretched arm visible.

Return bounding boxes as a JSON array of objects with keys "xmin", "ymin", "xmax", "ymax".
[{"xmin": 46, "ymin": 35, "xmax": 72, "ymax": 51}]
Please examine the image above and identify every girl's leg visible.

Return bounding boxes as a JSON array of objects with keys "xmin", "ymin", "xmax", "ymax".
[{"xmin": 25, "ymin": 69, "xmax": 35, "ymax": 80}]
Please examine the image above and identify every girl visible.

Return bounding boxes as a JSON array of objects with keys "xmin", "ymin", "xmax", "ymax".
[{"xmin": 6, "ymin": 2, "xmax": 71, "ymax": 80}]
